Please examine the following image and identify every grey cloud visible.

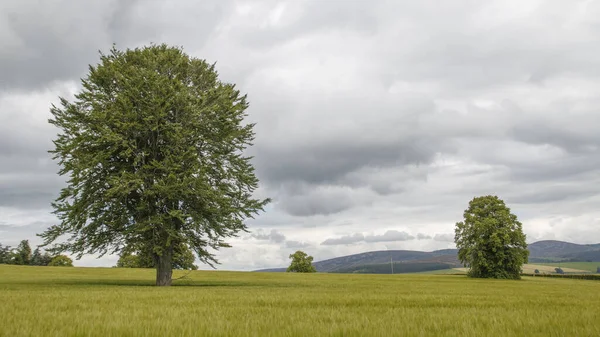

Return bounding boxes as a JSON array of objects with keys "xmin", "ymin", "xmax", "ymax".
[
  {"xmin": 234, "ymin": 0, "xmax": 379, "ymax": 49},
  {"xmin": 275, "ymin": 182, "xmax": 375, "ymax": 217},
  {"xmin": 433, "ymin": 233, "xmax": 455, "ymax": 242},
  {"xmin": 0, "ymin": 0, "xmax": 231, "ymax": 91},
  {"xmin": 251, "ymin": 229, "xmax": 286, "ymax": 243},
  {"xmin": 321, "ymin": 233, "xmax": 365, "ymax": 246},
  {"xmin": 322, "ymin": 230, "xmax": 418, "ymax": 245},
  {"xmin": 0, "ymin": 221, "xmax": 51, "ymax": 246},
  {"xmin": 364, "ymin": 230, "xmax": 414, "ymax": 243},
  {"xmin": 285, "ymin": 240, "xmax": 310, "ymax": 249},
  {"xmin": 2, "ymin": 0, "xmax": 600, "ymax": 270}
]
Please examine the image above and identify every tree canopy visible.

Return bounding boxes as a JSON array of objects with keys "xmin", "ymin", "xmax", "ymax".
[
  {"xmin": 39, "ymin": 44, "xmax": 269, "ymax": 285},
  {"xmin": 454, "ymin": 195, "xmax": 529, "ymax": 279},
  {"xmin": 287, "ymin": 251, "xmax": 317, "ymax": 273}
]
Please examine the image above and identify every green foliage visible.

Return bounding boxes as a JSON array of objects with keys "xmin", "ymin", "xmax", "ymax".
[
  {"xmin": 116, "ymin": 254, "xmax": 141, "ymax": 268},
  {"xmin": 0, "ymin": 244, "xmax": 12, "ymax": 264},
  {"xmin": 48, "ymin": 255, "xmax": 74, "ymax": 267},
  {"xmin": 534, "ymin": 269, "xmax": 540, "ymax": 274},
  {"xmin": 454, "ymin": 195, "xmax": 529, "ymax": 280},
  {"xmin": 39, "ymin": 44, "xmax": 269, "ymax": 285},
  {"xmin": 554, "ymin": 267, "xmax": 564, "ymax": 274},
  {"xmin": 30, "ymin": 248, "xmax": 53, "ymax": 266},
  {"xmin": 287, "ymin": 250, "xmax": 317, "ymax": 273},
  {"xmin": 12, "ymin": 240, "xmax": 32, "ymax": 265},
  {"xmin": 116, "ymin": 243, "xmax": 198, "ymax": 270}
]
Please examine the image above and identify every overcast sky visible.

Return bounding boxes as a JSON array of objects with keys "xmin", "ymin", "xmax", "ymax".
[{"xmin": 1, "ymin": 0, "xmax": 599, "ymax": 270}]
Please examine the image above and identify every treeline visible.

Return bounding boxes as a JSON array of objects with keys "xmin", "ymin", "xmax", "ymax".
[
  {"xmin": 0, "ymin": 240, "xmax": 73, "ymax": 267},
  {"xmin": 523, "ymin": 273, "xmax": 600, "ymax": 281}
]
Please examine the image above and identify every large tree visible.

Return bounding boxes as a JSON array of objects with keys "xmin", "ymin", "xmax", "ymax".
[
  {"xmin": 454, "ymin": 195, "xmax": 529, "ymax": 279},
  {"xmin": 39, "ymin": 44, "xmax": 269, "ymax": 286}
]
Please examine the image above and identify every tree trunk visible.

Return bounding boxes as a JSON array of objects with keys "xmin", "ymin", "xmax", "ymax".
[{"xmin": 155, "ymin": 246, "xmax": 173, "ymax": 286}]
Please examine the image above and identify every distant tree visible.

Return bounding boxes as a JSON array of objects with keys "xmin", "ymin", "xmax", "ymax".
[
  {"xmin": 13, "ymin": 240, "xmax": 32, "ymax": 265},
  {"xmin": 48, "ymin": 255, "xmax": 74, "ymax": 267},
  {"xmin": 287, "ymin": 250, "xmax": 317, "ymax": 273},
  {"xmin": 116, "ymin": 254, "xmax": 142, "ymax": 268},
  {"xmin": 116, "ymin": 243, "xmax": 198, "ymax": 270},
  {"xmin": 555, "ymin": 267, "xmax": 564, "ymax": 274},
  {"xmin": 38, "ymin": 44, "xmax": 269, "ymax": 286},
  {"xmin": 454, "ymin": 195, "xmax": 529, "ymax": 280},
  {"xmin": 534, "ymin": 269, "xmax": 540, "ymax": 274},
  {"xmin": 0, "ymin": 244, "xmax": 12, "ymax": 264},
  {"xmin": 30, "ymin": 248, "xmax": 42, "ymax": 265},
  {"xmin": 30, "ymin": 248, "xmax": 54, "ymax": 266}
]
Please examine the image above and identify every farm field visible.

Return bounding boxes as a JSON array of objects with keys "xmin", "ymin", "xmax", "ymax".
[
  {"xmin": 451, "ymin": 263, "xmax": 592, "ymax": 275},
  {"xmin": 536, "ymin": 262, "xmax": 600, "ymax": 273},
  {"xmin": 1, "ymin": 265, "xmax": 600, "ymax": 337}
]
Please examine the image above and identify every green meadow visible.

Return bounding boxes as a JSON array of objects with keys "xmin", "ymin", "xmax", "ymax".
[{"xmin": 1, "ymin": 265, "xmax": 599, "ymax": 337}]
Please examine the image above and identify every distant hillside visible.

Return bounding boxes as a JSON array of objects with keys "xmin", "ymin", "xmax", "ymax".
[
  {"xmin": 255, "ymin": 249, "xmax": 461, "ymax": 273},
  {"xmin": 527, "ymin": 240, "xmax": 600, "ymax": 262},
  {"xmin": 255, "ymin": 240, "xmax": 600, "ymax": 273},
  {"xmin": 330, "ymin": 262, "xmax": 453, "ymax": 274}
]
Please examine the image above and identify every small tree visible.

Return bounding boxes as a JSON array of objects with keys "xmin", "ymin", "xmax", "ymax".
[
  {"xmin": 13, "ymin": 240, "xmax": 32, "ymax": 265},
  {"xmin": 30, "ymin": 248, "xmax": 42, "ymax": 265},
  {"xmin": 48, "ymin": 255, "xmax": 74, "ymax": 267},
  {"xmin": 116, "ymin": 254, "xmax": 141, "ymax": 268},
  {"xmin": 555, "ymin": 267, "xmax": 564, "ymax": 274},
  {"xmin": 287, "ymin": 250, "xmax": 317, "ymax": 273},
  {"xmin": 0, "ymin": 244, "xmax": 12, "ymax": 264},
  {"xmin": 27, "ymin": 247, "xmax": 54, "ymax": 266},
  {"xmin": 534, "ymin": 269, "xmax": 540, "ymax": 274},
  {"xmin": 454, "ymin": 195, "xmax": 529, "ymax": 279}
]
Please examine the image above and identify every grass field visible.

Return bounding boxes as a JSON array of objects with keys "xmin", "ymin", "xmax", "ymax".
[
  {"xmin": 536, "ymin": 262, "xmax": 600, "ymax": 273},
  {"xmin": 1, "ymin": 265, "xmax": 600, "ymax": 337}
]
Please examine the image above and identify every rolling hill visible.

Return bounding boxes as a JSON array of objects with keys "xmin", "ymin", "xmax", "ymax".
[{"xmin": 255, "ymin": 240, "xmax": 600, "ymax": 274}]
